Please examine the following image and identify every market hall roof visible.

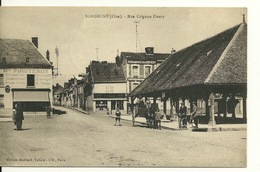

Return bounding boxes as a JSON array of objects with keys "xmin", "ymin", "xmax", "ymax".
[
  {"xmin": 90, "ymin": 61, "xmax": 126, "ymax": 83},
  {"xmin": 0, "ymin": 38, "xmax": 52, "ymax": 69},
  {"xmin": 129, "ymin": 23, "xmax": 247, "ymax": 97}
]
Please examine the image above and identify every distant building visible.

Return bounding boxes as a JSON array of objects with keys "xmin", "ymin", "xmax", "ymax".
[
  {"xmin": 0, "ymin": 37, "xmax": 53, "ymax": 113},
  {"xmin": 118, "ymin": 47, "xmax": 170, "ymax": 93},
  {"xmin": 86, "ymin": 61, "xmax": 127, "ymax": 113},
  {"xmin": 53, "ymin": 83, "xmax": 63, "ymax": 105}
]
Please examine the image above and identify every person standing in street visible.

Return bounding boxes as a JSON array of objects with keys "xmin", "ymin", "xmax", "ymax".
[
  {"xmin": 114, "ymin": 108, "xmax": 122, "ymax": 126},
  {"xmin": 16, "ymin": 103, "xmax": 24, "ymax": 131},
  {"xmin": 12, "ymin": 104, "xmax": 17, "ymax": 130},
  {"xmin": 154, "ymin": 107, "xmax": 162, "ymax": 130},
  {"xmin": 178, "ymin": 102, "xmax": 187, "ymax": 129},
  {"xmin": 46, "ymin": 105, "xmax": 52, "ymax": 119},
  {"xmin": 190, "ymin": 102, "xmax": 198, "ymax": 128}
]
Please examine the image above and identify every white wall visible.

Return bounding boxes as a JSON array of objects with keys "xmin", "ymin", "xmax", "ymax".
[
  {"xmin": 93, "ymin": 82, "xmax": 126, "ymax": 93},
  {"xmin": 0, "ymin": 68, "xmax": 53, "ymax": 109}
]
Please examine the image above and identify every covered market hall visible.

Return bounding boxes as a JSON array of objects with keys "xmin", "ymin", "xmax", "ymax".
[{"xmin": 129, "ymin": 21, "xmax": 247, "ymax": 126}]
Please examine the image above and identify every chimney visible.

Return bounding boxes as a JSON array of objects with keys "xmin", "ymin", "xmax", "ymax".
[
  {"xmin": 46, "ymin": 50, "xmax": 50, "ymax": 61},
  {"xmin": 145, "ymin": 47, "xmax": 154, "ymax": 55},
  {"xmin": 243, "ymin": 14, "xmax": 246, "ymax": 24},
  {"xmin": 115, "ymin": 55, "xmax": 121, "ymax": 67},
  {"xmin": 171, "ymin": 48, "xmax": 176, "ymax": 54},
  {"xmin": 31, "ymin": 37, "xmax": 38, "ymax": 48}
]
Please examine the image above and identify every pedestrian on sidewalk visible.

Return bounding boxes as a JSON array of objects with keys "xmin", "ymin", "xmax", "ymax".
[
  {"xmin": 190, "ymin": 102, "xmax": 198, "ymax": 128},
  {"xmin": 12, "ymin": 104, "xmax": 17, "ymax": 130},
  {"xmin": 178, "ymin": 102, "xmax": 187, "ymax": 129},
  {"xmin": 114, "ymin": 108, "xmax": 122, "ymax": 126},
  {"xmin": 154, "ymin": 107, "xmax": 162, "ymax": 130},
  {"xmin": 46, "ymin": 104, "xmax": 52, "ymax": 119},
  {"xmin": 15, "ymin": 103, "xmax": 24, "ymax": 131}
]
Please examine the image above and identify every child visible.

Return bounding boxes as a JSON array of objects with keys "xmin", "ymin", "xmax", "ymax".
[{"xmin": 114, "ymin": 108, "xmax": 121, "ymax": 126}]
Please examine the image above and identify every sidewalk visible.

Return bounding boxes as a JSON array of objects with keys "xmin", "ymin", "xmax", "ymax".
[{"xmin": 109, "ymin": 114, "xmax": 247, "ymax": 132}]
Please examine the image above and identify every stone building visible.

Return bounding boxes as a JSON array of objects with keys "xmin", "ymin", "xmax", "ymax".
[{"xmin": 0, "ymin": 37, "xmax": 53, "ymax": 113}]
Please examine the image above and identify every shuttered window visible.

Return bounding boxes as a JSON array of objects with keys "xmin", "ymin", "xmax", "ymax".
[{"xmin": 0, "ymin": 74, "xmax": 4, "ymax": 88}]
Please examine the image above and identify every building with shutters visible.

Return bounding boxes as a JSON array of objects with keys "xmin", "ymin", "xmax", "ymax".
[
  {"xmin": 117, "ymin": 47, "xmax": 170, "ymax": 94},
  {"xmin": 0, "ymin": 37, "xmax": 53, "ymax": 114}
]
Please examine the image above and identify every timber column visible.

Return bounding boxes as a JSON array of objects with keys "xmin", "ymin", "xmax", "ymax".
[{"xmin": 208, "ymin": 92, "xmax": 216, "ymax": 126}]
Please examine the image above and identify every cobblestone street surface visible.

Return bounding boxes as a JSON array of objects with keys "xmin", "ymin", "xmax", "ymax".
[{"xmin": 0, "ymin": 106, "xmax": 246, "ymax": 167}]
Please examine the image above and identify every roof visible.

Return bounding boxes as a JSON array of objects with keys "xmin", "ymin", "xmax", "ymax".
[
  {"xmin": 121, "ymin": 52, "xmax": 170, "ymax": 62},
  {"xmin": 90, "ymin": 62, "xmax": 126, "ymax": 83},
  {"xmin": 53, "ymin": 85, "xmax": 64, "ymax": 95},
  {"xmin": 129, "ymin": 23, "xmax": 247, "ymax": 96},
  {"xmin": 0, "ymin": 38, "xmax": 52, "ymax": 69}
]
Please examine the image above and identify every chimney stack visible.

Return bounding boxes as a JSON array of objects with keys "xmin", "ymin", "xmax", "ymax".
[
  {"xmin": 243, "ymin": 14, "xmax": 246, "ymax": 24},
  {"xmin": 145, "ymin": 47, "xmax": 154, "ymax": 55},
  {"xmin": 31, "ymin": 37, "xmax": 38, "ymax": 48},
  {"xmin": 46, "ymin": 50, "xmax": 50, "ymax": 61},
  {"xmin": 171, "ymin": 48, "xmax": 176, "ymax": 54}
]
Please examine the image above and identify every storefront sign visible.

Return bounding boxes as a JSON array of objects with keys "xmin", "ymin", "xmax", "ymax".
[{"xmin": 94, "ymin": 93, "xmax": 126, "ymax": 99}]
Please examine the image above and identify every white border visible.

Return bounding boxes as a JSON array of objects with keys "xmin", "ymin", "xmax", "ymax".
[{"xmin": 1, "ymin": 0, "xmax": 260, "ymax": 172}]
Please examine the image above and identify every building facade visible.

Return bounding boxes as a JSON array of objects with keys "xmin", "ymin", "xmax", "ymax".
[
  {"xmin": 118, "ymin": 47, "xmax": 170, "ymax": 93},
  {"xmin": 86, "ymin": 61, "xmax": 127, "ymax": 114},
  {"xmin": 0, "ymin": 38, "xmax": 53, "ymax": 113}
]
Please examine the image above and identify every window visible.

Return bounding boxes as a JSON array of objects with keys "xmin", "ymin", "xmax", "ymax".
[
  {"xmin": 117, "ymin": 100, "xmax": 124, "ymax": 110},
  {"xmin": 0, "ymin": 74, "xmax": 3, "ymax": 88},
  {"xmin": 96, "ymin": 100, "xmax": 107, "ymax": 110},
  {"xmin": 27, "ymin": 74, "xmax": 35, "ymax": 87},
  {"xmin": 132, "ymin": 82, "xmax": 139, "ymax": 90},
  {"xmin": 133, "ymin": 66, "xmax": 138, "ymax": 78},
  {"xmin": 145, "ymin": 66, "xmax": 151, "ymax": 77},
  {"xmin": 128, "ymin": 64, "xmax": 131, "ymax": 77},
  {"xmin": 0, "ymin": 95, "xmax": 4, "ymax": 108}
]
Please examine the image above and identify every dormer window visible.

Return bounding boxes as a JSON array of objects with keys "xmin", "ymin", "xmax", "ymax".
[
  {"xmin": 26, "ymin": 57, "xmax": 30, "ymax": 63},
  {"xmin": 2, "ymin": 57, "xmax": 6, "ymax": 63}
]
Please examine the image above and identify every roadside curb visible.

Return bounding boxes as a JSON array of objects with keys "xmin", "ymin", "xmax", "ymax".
[{"xmin": 108, "ymin": 115, "xmax": 247, "ymax": 132}]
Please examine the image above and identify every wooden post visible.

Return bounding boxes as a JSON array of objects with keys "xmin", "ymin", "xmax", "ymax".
[
  {"xmin": 242, "ymin": 95, "xmax": 247, "ymax": 123},
  {"xmin": 223, "ymin": 93, "xmax": 227, "ymax": 118},
  {"xmin": 205, "ymin": 96, "xmax": 209, "ymax": 121},
  {"xmin": 163, "ymin": 98, "xmax": 167, "ymax": 115},
  {"xmin": 208, "ymin": 92, "xmax": 216, "ymax": 126}
]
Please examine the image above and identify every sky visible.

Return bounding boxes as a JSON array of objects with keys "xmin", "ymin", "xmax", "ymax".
[{"xmin": 0, "ymin": 7, "xmax": 247, "ymax": 85}]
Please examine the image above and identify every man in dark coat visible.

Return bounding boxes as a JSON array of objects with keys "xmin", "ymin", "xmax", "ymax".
[
  {"xmin": 16, "ymin": 103, "xmax": 24, "ymax": 130},
  {"xmin": 178, "ymin": 102, "xmax": 187, "ymax": 128},
  {"xmin": 190, "ymin": 102, "xmax": 198, "ymax": 128}
]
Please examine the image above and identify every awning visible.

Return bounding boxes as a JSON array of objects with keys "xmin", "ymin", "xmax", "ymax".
[{"xmin": 12, "ymin": 89, "xmax": 50, "ymax": 102}]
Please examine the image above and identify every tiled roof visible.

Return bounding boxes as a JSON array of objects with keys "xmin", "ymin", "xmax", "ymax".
[
  {"xmin": 53, "ymin": 85, "xmax": 64, "ymax": 95},
  {"xmin": 129, "ymin": 23, "xmax": 247, "ymax": 96},
  {"xmin": 121, "ymin": 52, "xmax": 170, "ymax": 61},
  {"xmin": 0, "ymin": 38, "xmax": 52, "ymax": 68},
  {"xmin": 91, "ymin": 62, "xmax": 126, "ymax": 83}
]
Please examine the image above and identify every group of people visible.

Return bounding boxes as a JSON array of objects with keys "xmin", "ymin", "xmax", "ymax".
[
  {"xmin": 113, "ymin": 99, "xmax": 199, "ymax": 129},
  {"xmin": 12, "ymin": 103, "xmax": 24, "ymax": 131},
  {"xmin": 178, "ymin": 102, "xmax": 199, "ymax": 129}
]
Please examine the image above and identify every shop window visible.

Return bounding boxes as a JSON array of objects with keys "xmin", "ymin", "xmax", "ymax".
[
  {"xmin": 0, "ymin": 94, "xmax": 4, "ymax": 108},
  {"xmin": 0, "ymin": 74, "xmax": 4, "ymax": 88},
  {"xmin": 27, "ymin": 74, "xmax": 35, "ymax": 87},
  {"xmin": 96, "ymin": 100, "xmax": 107, "ymax": 110},
  {"xmin": 117, "ymin": 100, "xmax": 124, "ymax": 110}
]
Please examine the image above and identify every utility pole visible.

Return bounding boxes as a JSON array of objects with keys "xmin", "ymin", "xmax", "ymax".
[
  {"xmin": 134, "ymin": 21, "xmax": 140, "ymax": 53},
  {"xmin": 55, "ymin": 46, "xmax": 59, "ymax": 76},
  {"xmin": 96, "ymin": 48, "xmax": 99, "ymax": 61}
]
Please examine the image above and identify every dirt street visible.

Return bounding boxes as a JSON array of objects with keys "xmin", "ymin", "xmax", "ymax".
[{"xmin": 0, "ymin": 106, "xmax": 246, "ymax": 167}]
